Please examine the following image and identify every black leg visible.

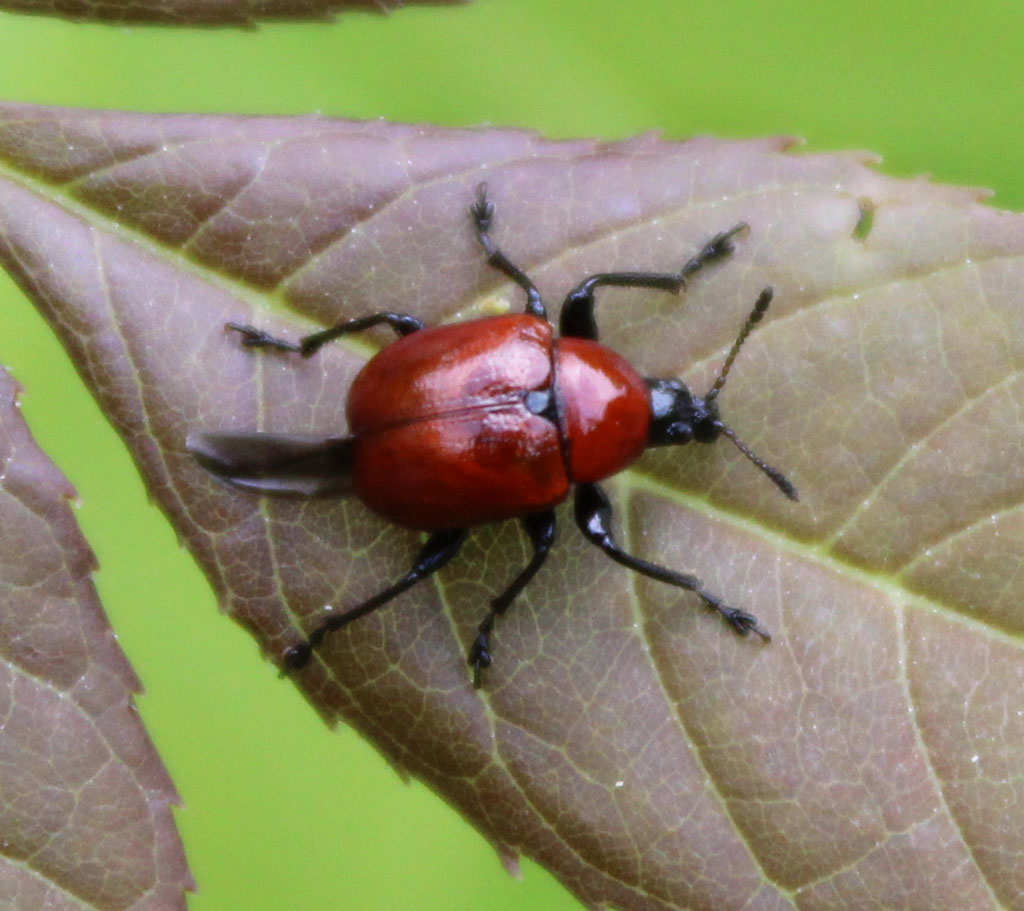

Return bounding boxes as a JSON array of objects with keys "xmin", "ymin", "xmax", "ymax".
[
  {"xmin": 573, "ymin": 483, "xmax": 770, "ymax": 640},
  {"xmin": 228, "ymin": 311, "xmax": 425, "ymax": 358},
  {"xmin": 471, "ymin": 184, "xmax": 546, "ymax": 319},
  {"xmin": 468, "ymin": 510, "xmax": 556, "ymax": 687},
  {"xmin": 281, "ymin": 527, "xmax": 468, "ymax": 673},
  {"xmin": 559, "ymin": 223, "xmax": 748, "ymax": 340}
]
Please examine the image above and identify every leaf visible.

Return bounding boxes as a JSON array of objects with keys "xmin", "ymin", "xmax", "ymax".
[
  {"xmin": 0, "ymin": 0, "xmax": 464, "ymax": 26},
  {"xmin": 1, "ymin": 101, "xmax": 1023, "ymax": 910},
  {"xmin": 0, "ymin": 367, "xmax": 193, "ymax": 911}
]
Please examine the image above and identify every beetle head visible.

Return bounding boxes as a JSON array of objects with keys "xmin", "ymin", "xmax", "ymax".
[
  {"xmin": 646, "ymin": 378, "xmax": 721, "ymax": 446},
  {"xmin": 645, "ymin": 287, "xmax": 798, "ymax": 501}
]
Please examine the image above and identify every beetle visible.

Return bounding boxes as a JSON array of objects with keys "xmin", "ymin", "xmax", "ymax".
[{"xmin": 187, "ymin": 185, "xmax": 797, "ymax": 687}]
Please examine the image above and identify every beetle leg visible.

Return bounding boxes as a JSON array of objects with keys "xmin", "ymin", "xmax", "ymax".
[
  {"xmin": 573, "ymin": 482, "xmax": 771, "ymax": 641},
  {"xmin": 559, "ymin": 223, "xmax": 749, "ymax": 341},
  {"xmin": 471, "ymin": 183, "xmax": 547, "ymax": 320},
  {"xmin": 281, "ymin": 527, "xmax": 468, "ymax": 673},
  {"xmin": 227, "ymin": 311, "xmax": 425, "ymax": 358},
  {"xmin": 468, "ymin": 510, "xmax": 556, "ymax": 688}
]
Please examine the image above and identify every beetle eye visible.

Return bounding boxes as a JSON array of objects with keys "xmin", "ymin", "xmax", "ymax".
[{"xmin": 691, "ymin": 420, "xmax": 720, "ymax": 444}]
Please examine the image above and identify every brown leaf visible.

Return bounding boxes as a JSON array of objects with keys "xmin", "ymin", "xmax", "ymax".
[
  {"xmin": 2, "ymin": 101, "xmax": 1023, "ymax": 910},
  {"xmin": 0, "ymin": 367, "xmax": 193, "ymax": 910},
  {"xmin": 0, "ymin": 0, "xmax": 463, "ymax": 26}
]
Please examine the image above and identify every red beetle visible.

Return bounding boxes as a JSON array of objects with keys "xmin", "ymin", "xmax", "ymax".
[{"xmin": 188, "ymin": 186, "xmax": 797, "ymax": 686}]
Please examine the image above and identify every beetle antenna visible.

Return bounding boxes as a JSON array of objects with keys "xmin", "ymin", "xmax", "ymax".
[
  {"xmin": 701, "ymin": 287, "xmax": 796, "ymax": 500},
  {"xmin": 705, "ymin": 287, "xmax": 773, "ymax": 403},
  {"xmin": 712, "ymin": 420, "xmax": 798, "ymax": 501}
]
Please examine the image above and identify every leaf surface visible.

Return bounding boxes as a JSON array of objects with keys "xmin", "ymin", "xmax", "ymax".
[
  {"xmin": 0, "ymin": 367, "xmax": 193, "ymax": 911},
  {"xmin": 1, "ymin": 102, "xmax": 1023, "ymax": 910}
]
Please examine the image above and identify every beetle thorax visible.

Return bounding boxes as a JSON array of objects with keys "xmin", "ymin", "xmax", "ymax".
[{"xmin": 553, "ymin": 337, "xmax": 651, "ymax": 484}]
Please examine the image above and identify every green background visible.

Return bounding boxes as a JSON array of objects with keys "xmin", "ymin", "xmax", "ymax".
[{"xmin": 1, "ymin": 2, "xmax": 1022, "ymax": 909}]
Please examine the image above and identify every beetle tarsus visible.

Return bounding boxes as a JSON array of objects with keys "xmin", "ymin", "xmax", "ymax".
[
  {"xmin": 706, "ymin": 601, "xmax": 772, "ymax": 642},
  {"xmin": 227, "ymin": 322, "xmax": 302, "ymax": 352},
  {"xmin": 279, "ymin": 641, "xmax": 313, "ymax": 675},
  {"xmin": 679, "ymin": 222, "xmax": 749, "ymax": 282},
  {"xmin": 468, "ymin": 635, "xmax": 492, "ymax": 689},
  {"xmin": 720, "ymin": 607, "xmax": 772, "ymax": 642},
  {"xmin": 471, "ymin": 182, "xmax": 495, "ymax": 233}
]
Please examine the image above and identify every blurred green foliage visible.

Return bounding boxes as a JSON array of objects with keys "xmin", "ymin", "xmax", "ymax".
[{"xmin": 1, "ymin": 2, "xmax": 1021, "ymax": 909}]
